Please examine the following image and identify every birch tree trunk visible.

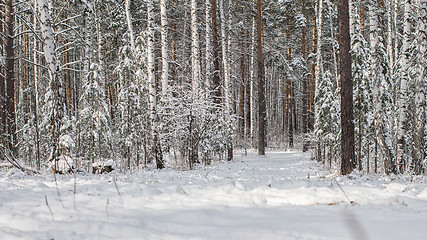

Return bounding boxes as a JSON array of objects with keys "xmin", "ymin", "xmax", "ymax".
[
  {"xmin": 412, "ymin": 0, "xmax": 426, "ymax": 174},
  {"xmin": 160, "ymin": 0, "xmax": 169, "ymax": 94},
  {"xmin": 38, "ymin": 0, "xmax": 66, "ymax": 162},
  {"xmin": 397, "ymin": 0, "xmax": 412, "ymax": 173},
  {"xmin": 147, "ymin": 0, "xmax": 164, "ymax": 169},
  {"xmin": 125, "ymin": 0, "xmax": 135, "ymax": 49}
]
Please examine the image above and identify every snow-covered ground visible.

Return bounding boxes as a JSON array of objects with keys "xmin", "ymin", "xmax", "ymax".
[{"xmin": 1, "ymin": 150, "xmax": 427, "ymax": 240}]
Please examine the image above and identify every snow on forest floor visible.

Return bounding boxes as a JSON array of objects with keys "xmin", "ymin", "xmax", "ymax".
[{"xmin": 1, "ymin": 150, "xmax": 427, "ymax": 240}]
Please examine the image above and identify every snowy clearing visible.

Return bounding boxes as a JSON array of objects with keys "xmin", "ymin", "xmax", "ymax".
[{"xmin": 1, "ymin": 150, "xmax": 427, "ymax": 240}]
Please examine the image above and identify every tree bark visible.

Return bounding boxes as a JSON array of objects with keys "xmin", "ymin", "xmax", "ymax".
[
  {"xmin": 5, "ymin": 0, "xmax": 16, "ymax": 154},
  {"xmin": 147, "ymin": 0, "xmax": 164, "ymax": 169},
  {"xmin": 302, "ymin": 0, "xmax": 309, "ymax": 152},
  {"xmin": 191, "ymin": 0, "xmax": 201, "ymax": 93},
  {"xmin": 0, "ymin": 11, "xmax": 5, "ymax": 148},
  {"xmin": 397, "ymin": 0, "xmax": 411, "ymax": 173},
  {"xmin": 210, "ymin": 0, "xmax": 222, "ymax": 105},
  {"xmin": 338, "ymin": 0, "xmax": 356, "ymax": 175},
  {"xmin": 205, "ymin": 0, "xmax": 212, "ymax": 92},
  {"xmin": 38, "ymin": 0, "xmax": 66, "ymax": 162},
  {"xmin": 412, "ymin": 0, "xmax": 426, "ymax": 174},
  {"xmin": 160, "ymin": 0, "xmax": 169, "ymax": 94},
  {"xmin": 286, "ymin": 12, "xmax": 293, "ymax": 149},
  {"xmin": 219, "ymin": 0, "xmax": 230, "ymax": 108},
  {"xmin": 257, "ymin": 0, "xmax": 266, "ymax": 155}
]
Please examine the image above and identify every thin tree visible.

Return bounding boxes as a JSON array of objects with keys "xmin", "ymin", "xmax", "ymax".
[
  {"xmin": 257, "ymin": 0, "xmax": 266, "ymax": 155},
  {"xmin": 338, "ymin": 0, "xmax": 356, "ymax": 175}
]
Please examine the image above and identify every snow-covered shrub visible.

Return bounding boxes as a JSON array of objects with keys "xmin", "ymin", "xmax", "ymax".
[
  {"xmin": 92, "ymin": 160, "xmax": 115, "ymax": 174},
  {"xmin": 51, "ymin": 155, "xmax": 75, "ymax": 174}
]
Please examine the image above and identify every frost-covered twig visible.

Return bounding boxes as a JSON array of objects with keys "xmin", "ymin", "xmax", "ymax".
[
  {"xmin": 44, "ymin": 195, "xmax": 54, "ymax": 219},
  {"xmin": 53, "ymin": 173, "xmax": 65, "ymax": 208},
  {"xmin": 106, "ymin": 198, "xmax": 110, "ymax": 217},
  {"xmin": 73, "ymin": 172, "xmax": 77, "ymax": 210},
  {"xmin": 113, "ymin": 177, "xmax": 124, "ymax": 208},
  {"xmin": 334, "ymin": 178, "xmax": 355, "ymax": 205}
]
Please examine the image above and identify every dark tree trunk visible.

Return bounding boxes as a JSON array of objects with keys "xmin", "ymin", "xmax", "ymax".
[
  {"xmin": 0, "ymin": 11, "xmax": 5, "ymax": 146},
  {"xmin": 210, "ymin": 0, "xmax": 221, "ymax": 105},
  {"xmin": 338, "ymin": 0, "xmax": 356, "ymax": 175},
  {"xmin": 257, "ymin": 0, "xmax": 266, "ymax": 155},
  {"xmin": 5, "ymin": 0, "xmax": 16, "ymax": 154},
  {"xmin": 301, "ymin": 0, "xmax": 309, "ymax": 152},
  {"xmin": 286, "ymin": 14, "xmax": 293, "ymax": 149}
]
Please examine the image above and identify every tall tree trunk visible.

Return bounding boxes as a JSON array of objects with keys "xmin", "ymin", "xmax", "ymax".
[
  {"xmin": 219, "ymin": 0, "xmax": 230, "ymax": 108},
  {"xmin": 147, "ymin": 0, "xmax": 164, "ymax": 169},
  {"xmin": 205, "ymin": 0, "xmax": 212, "ymax": 92},
  {"xmin": 210, "ymin": 0, "xmax": 221, "ymax": 105},
  {"xmin": 125, "ymin": 0, "xmax": 135, "ymax": 49},
  {"xmin": 397, "ymin": 0, "xmax": 411, "ymax": 173},
  {"xmin": 286, "ymin": 12, "xmax": 293, "ymax": 149},
  {"xmin": 38, "ymin": 0, "xmax": 66, "ymax": 162},
  {"xmin": 370, "ymin": 0, "xmax": 396, "ymax": 174},
  {"xmin": 0, "ymin": 11, "xmax": 6, "ymax": 148},
  {"xmin": 302, "ymin": 0, "xmax": 309, "ymax": 152},
  {"xmin": 5, "ymin": 0, "xmax": 16, "ymax": 154},
  {"xmin": 160, "ymin": 0, "xmax": 169, "ymax": 94},
  {"xmin": 249, "ymin": 18, "xmax": 256, "ymax": 148},
  {"xmin": 32, "ymin": 0, "xmax": 41, "ymax": 169},
  {"xmin": 412, "ymin": 0, "xmax": 426, "ymax": 174},
  {"xmin": 315, "ymin": 0, "xmax": 323, "ymax": 157},
  {"xmin": 257, "ymin": 0, "xmax": 266, "ymax": 155},
  {"xmin": 339, "ymin": 0, "xmax": 356, "ymax": 175},
  {"xmin": 191, "ymin": 0, "xmax": 201, "ymax": 93}
]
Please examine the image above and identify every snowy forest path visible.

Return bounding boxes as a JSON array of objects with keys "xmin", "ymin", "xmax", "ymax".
[{"xmin": 0, "ymin": 150, "xmax": 427, "ymax": 239}]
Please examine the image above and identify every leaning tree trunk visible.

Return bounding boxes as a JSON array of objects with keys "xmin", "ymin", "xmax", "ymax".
[
  {"xmin": 338, "ymin": 0, "xmax": 356, "ymax": 175},
  {"xmin": 257, "ymin": 0, "xmax": 266, "ymax": 156}
]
